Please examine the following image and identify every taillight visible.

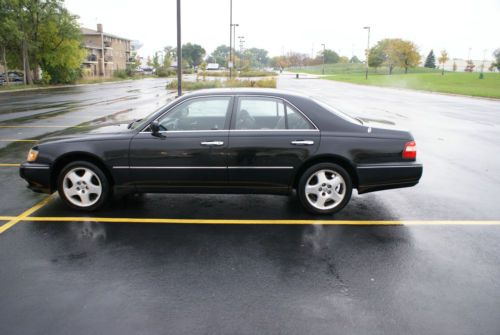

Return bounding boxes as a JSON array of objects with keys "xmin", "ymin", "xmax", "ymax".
[{"xmin": 402, "ymin": 141, "xmax": 417, "ymax": 159}]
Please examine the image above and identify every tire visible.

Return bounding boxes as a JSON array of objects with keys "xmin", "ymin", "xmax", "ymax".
[
  {"xmin": 57, "ymin": 160, "xmax": 111, "ymax": 211},
  {"xmin": 298, "ymin": 163, "xmax": 352, "ymax": 215}
]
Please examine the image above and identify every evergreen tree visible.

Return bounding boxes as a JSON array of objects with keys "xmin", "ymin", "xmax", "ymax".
[{"xmin": 424, "ymin": 50, "xmax": 436, "ymax": 68}]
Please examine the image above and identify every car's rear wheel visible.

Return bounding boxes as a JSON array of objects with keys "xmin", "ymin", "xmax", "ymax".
[
  {"xmin": 298, "ymin": 163, "xmax": 352, "ymax": 215},
  {"xmin": 57, "ymin": 161, "xmax": 110, "ymax": 211}
]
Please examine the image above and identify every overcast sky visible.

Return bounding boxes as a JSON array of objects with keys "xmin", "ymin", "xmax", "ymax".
[{"xmin": 65, "ymin": 0, "xmax": 499, "ymax": 61}]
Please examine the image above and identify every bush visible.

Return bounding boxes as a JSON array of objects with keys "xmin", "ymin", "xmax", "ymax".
[
  {"xmin": 156, "ymin": 67, "xmax": 176, "ymax": 77},
  {"xmin": 238, "ymin": 70, "xmax": 276, "ymax": 77},
  {"xmin": 113, "ymin": 69, "xmax": 129, "ymax": 79},
  {"xmin": 166, "ymin": 77, "xmax": 276, "ymax": 91}
]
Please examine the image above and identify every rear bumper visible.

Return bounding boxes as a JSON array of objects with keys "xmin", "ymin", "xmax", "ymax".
[
  {"xmin": 356, "ymin": 162, "xmax": 423, "ymax": 194},
  {"xmin": 19, "ymin": 163, "xmax": 52, "ymax": 194}
]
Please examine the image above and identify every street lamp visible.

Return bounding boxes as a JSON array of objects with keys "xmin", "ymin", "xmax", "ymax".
[
  {"xmin": 232, "ymin": 24, "xmax": 239, "ymax": 73},
  {"xmin": 363, "ymin": 26, "xmax": 370, "ymax": 80},
  {"xmin": 321, "ymin": 44, "xmax": 326, "ymax": 75},
  {"xmin": 229, "ymin": 0, "xmax": 233, "ymax": 79},
  {"xmin": 176, "ymin": 0, "xmax": 182, "ymax": 96}
]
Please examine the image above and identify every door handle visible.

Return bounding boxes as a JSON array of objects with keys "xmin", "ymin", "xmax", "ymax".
[
  {"xmin": 291, "ymin": 140, "xmax": 314, "ymax": 146},
  {"xmin": 200, "ymin": 141, "xmax": 224, "ymax": 146}
]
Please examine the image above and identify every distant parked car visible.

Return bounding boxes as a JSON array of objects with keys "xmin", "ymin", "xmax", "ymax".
[
  {"xmin": 0, "ymin": 71, "xmax": 24, "ymax": 85},
  {"xmin": 20, "ymin": 89, "xmax": 422, "ymax": 214}
]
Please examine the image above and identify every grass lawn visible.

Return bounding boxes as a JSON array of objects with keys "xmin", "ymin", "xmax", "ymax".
[
  {"xmin": 323, "ymin": 72, "xmax": 500, "ymax": 99},
  {"xmin": 290, "ymin": 63, "xmax": 500, "ymax": 99}
]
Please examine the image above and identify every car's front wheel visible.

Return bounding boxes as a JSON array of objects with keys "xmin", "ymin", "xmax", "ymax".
[
  {"xmin": 298, "ymin": 163, "xmax": 352, "ymax": 215},
  {"xmin": 57, "ymin": 161, "xmax": 110, "ymax": 211}
]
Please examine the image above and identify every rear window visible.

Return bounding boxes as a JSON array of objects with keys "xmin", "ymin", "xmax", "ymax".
[{"xmin": 313, "ymin": 98, "xmax": 362, "ymax": 125}]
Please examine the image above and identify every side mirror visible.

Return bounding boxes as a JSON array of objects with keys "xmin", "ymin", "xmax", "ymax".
[{"xmin": 150, "ymin": 121, "xmax": 164, "ymax": 137}]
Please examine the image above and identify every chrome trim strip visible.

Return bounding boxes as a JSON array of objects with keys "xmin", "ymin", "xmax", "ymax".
[
  {"xmin": 357, "ymin": 164, "xmax": 422, "ymax": 169},
  {"xmin": 228, "ymin": 166, "xmax": 294, "ymax": 170},
  {"xmin": 139, "ymin": 129, "xmax": 228, "ymax": 134},
  {"xmin": 22, "ymin": 165, "xmax": 50, "ymax": 169},
  {"xmin": 113, "ymin": 166, "xmax": 226, "ymax": 170},
  {"xmin": 228, "ymin": 129, "xmax": 319, "ymax": 132},
  {"xmin": 113, "ymin": 166, "xmax": 294, "ymax": 170}
]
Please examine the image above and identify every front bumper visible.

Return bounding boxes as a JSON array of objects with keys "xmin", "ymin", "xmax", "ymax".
[
  {"xmin": 19, "ymin": 163, "xmax": 52, "ymax": 193},
  {"xmin": 356, "ymin": 162, "xmax": 423, "ymax": 194}
]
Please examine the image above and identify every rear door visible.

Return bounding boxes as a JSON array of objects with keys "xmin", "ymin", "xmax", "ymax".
[
  {"xmin": 227, "ymin": 96, "xmax": 320, "ymax": 191},
  {"xmin": 128, "ymin": 96, "xmax": 233, "ymax": 191}
]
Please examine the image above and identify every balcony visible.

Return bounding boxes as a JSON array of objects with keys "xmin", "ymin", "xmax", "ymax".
[
  {"xmin": 83, "ymin": 54, "xmax": 98, "ymax": 64},
  {"xmin": 104, "ymin": 55, "xmax": 113, "ymax": 63}
]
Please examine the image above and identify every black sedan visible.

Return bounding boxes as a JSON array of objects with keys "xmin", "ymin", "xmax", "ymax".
[{"xmin": 20, "ymin": 88, "xmax": 422, "ymax": 214}]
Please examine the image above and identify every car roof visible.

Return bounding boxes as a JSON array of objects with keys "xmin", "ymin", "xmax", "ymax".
[{"xmin": 182, "ymin": 88, "xmax": 310, "ymax": 100}]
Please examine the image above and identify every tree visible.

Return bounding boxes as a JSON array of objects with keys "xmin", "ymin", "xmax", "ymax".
[
  {"xmin": 0, "ymin": 0, "xmax": 85, "ymax": 84},
  {"xmin": 424, "ymin": 50, "xmax": 436, "ymax": 68},
  {"xmin": 349, "ymin": 55, "xmax": 361, "ymax": 63},
  {"xmin": 368, "ymin": 45, "xmax": 385, "ymax": 70},
  {"xmin": 438, "ymin": 49, "xmax": 449, "ymax": 75},
  {"xmin": 199, "ymin": 61, "xmax": 207, "ymax": 81},
  {"xmin": 368, "ymin": 39, "xmax": 420, "ymax": 74},
  {"xmin": 242, "ymin": 48, "xmax": 269, "ymax": 68},
  {"xmin": 182, "ymin": 43, "xmax": 206, "ymax": 67},
  {"xmin": 152, "ymin": 52, "xmax": 160, "ymax": 70},
  {"xmin": 392, "ymin": 39, "xmax": 421, "ymax": 73},
  {"xmin": 493, "ymin": 49, "xmax": 500, "ymax": 71},
  {"xmin": 319, "ymin": 49, "xmax": 340, "ymax": 64},
  {"xmin": 210, "ymin": 45, "xmax": 230, "ymax": 67},
  {"xmin": 339, "ymin": 56, "xmax": 349, "ymax": 64}
]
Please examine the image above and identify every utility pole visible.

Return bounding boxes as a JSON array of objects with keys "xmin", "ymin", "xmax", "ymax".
[
  {"xmin": 229, "ymin": 0, "xmax": 233, "ymax": 79},
  {"xmin": 176, "ymin": 0, "xmax": 182, "ymax": 96},
  {"xmin": 232, "ymin": 24, "xmax": 239, "ymax": 72},
  {"xmin": 321, "ymin": 44, "xmax": 326, "ymax": 75},
  {"xmin": 238, "ymin": 35, "xmax": 245, "ymax": 69},
  {"xmin": 363, "ymin": 26, "xmax": 370, "ymax": 80}
]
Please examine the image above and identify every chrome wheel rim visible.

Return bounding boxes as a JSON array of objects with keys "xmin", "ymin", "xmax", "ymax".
[
  {"xmin": 305, "ymin": 169, "xmax": 346, "ymax": 210},
  {"xmin": 62, "ymin": 167, "xmax": 102, "ymax": 207}
]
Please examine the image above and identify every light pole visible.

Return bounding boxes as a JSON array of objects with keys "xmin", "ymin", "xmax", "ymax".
[
  {"xmin": 176, "ymin": 0, "xmax": 182, "ymax": 96},
  {"xmin": 321, "ymin": 43, "xmax": 326, "ymax": 75},
  {"xmin": 238, "ymin": 35, "xmax": 245, "ymax": 69},
  {"xmin": 232, "ymin": 24, "xmax": 239, "ymax": 72},
  {"xmin": 363, "ymin": 26, "xmax": 370, "ymax": 80},
  {"xmin": 229, "ymin": 0, "xmax": 233, "ymax": 79}
]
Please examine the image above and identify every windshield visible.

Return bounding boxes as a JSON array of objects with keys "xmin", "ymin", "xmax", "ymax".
[{"xmin": 313, "ymin": 98, "xmax": 363, "ymax": 125}]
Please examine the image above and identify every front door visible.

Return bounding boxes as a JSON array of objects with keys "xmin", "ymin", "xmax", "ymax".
[
  {"xmin": 128, "ymin": 96, "xmax": 233, "ymax": 191},
  {"xmin": 227, "ymin": 96, "xmax": 320, "ymax": 191}
]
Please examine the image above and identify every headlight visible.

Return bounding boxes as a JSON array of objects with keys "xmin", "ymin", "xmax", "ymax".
[{"xmin": 27, "ymin": 147, "xmax": 39, "ymax": 162}]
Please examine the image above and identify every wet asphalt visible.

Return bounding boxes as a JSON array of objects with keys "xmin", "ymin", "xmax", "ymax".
[{"xmin": 0, "ymin": 76, "xmax": 499, "ymax": 334}]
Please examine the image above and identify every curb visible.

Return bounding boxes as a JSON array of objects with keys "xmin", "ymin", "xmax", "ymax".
[{"xmin": 0, "ymin": 78, "xmax": 158, "ymax": 94}]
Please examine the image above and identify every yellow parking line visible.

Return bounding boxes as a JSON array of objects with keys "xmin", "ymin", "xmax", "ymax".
[
  {"xmin": 17, "ymin": 217, "xmax": 500, "ymax": 225},
  {"xmin": 0, "ymin": 139, "xmax": 38, "ymax": 142},
  {"xmin": 0, "ymin": 163, "xmax": 20, "ymax": 167},
  {"xmin": 0, "ymin": 196, "xmax": 54, "ymax": 234},
  {"xmin": 0, "ymin": 216, "xmax": 17, "ymax": 221}
]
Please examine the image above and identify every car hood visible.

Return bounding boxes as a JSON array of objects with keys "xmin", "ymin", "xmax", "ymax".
[{"xmin": 39, "ymin": 123, "xmax": 134, "ymax": 144}]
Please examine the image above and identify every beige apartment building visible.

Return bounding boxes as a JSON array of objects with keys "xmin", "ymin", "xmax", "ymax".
[{"xmin": 81, "ymin": 24, "xmax": 133, "ymax": 77}]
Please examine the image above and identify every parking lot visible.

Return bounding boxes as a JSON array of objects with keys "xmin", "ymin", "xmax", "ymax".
[{"xmin": 1, "ymin": 76, "xmax": 500, "ymax": 334}]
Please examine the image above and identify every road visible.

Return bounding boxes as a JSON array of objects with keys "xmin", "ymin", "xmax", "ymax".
[{"xmin": 0, "ymin": 76, "xmax": 499, "ymax": 335}]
